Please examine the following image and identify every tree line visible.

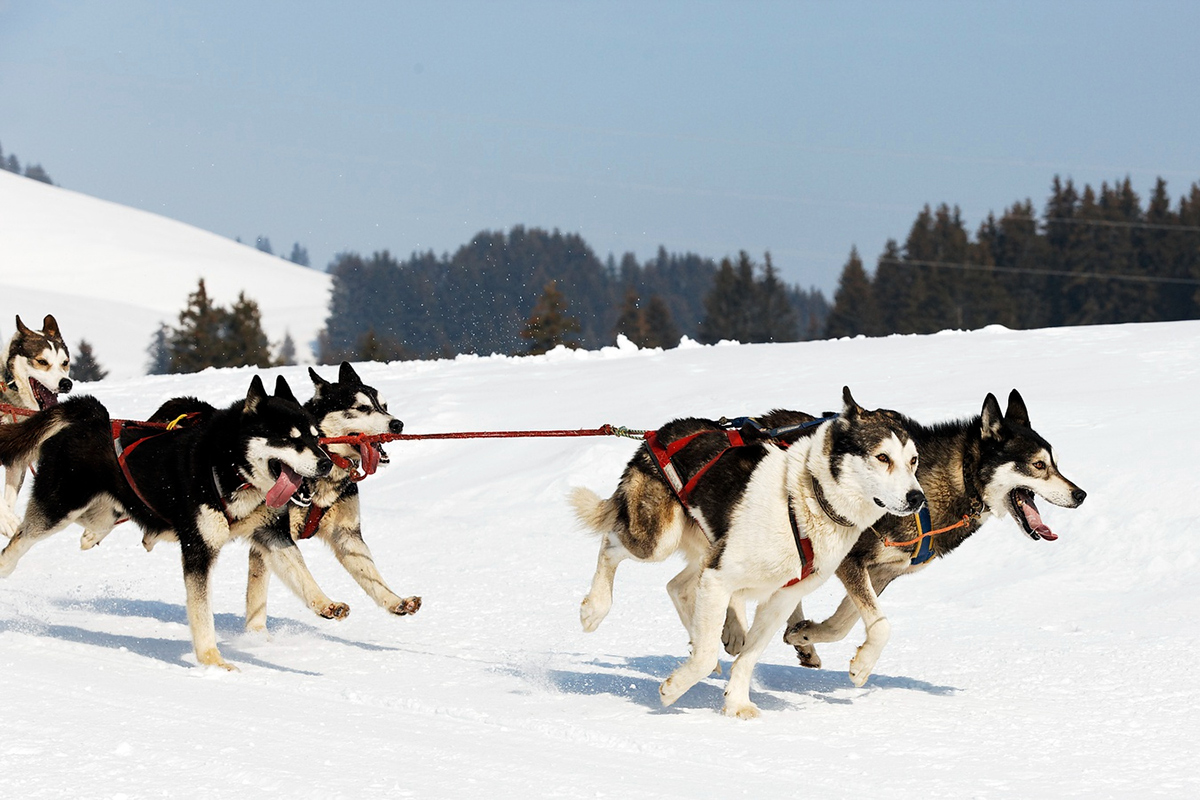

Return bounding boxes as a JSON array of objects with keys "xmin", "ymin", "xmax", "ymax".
[
  {"xmin": 825, "ymin": 176, "xmax": 1200, "ymax": 337},
  {"xmin": 0, "ymin": 140, "xmax": 53, "ymax": 185}
]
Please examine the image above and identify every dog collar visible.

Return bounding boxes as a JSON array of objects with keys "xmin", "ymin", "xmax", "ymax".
[{"xmin": 810, "ymin": 474, "xmax": 855, "ymax": 528}]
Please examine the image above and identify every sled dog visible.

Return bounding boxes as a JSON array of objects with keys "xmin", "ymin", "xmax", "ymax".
[
  {"xmin": 573, "ymin": 388, "xmax": 925, "ymax": 717},
  {"xmin": 0, "ymin": 375, "xmax": 333, "ymax": 670},
  {"xmin": 243, "ymin": 362, "xmax": 421, "ymax": 631},
  {"xmin": 0, "ymin": 315, "xmax": 73, "ymax": 537},
  {"xmin": 783, "ymin": 389, "xmax": 1087, "ymax": 679}
]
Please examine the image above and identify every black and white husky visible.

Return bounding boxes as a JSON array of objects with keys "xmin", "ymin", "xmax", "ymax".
[
  {"xmin": 0, "ymin": 315, "xmax": 73, "ymax": 537},
  {"xmin": 783, "ymin": 389, "xmax": 1087, "ymax": 682},
  {"xmin": 243, "ymin": 363, "xmax": 421, "ymax": 632},
  {"xmin": 573, "ymin": 388, "xmax": 926, "ymax": 718},
  {"xmin": 0, "ymin": 375, "xmax": 333, "ymax": 670}
]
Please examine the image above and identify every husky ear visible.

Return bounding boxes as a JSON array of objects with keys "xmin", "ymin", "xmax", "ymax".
[
  {"xmin": 41, "ymin": 315, "xmax": 60, "ymax": 338},
  {"xmin": 245, "ymin": 375, "xmax": 268, "ymax": 415},
  {"xmin": 1005, "ymin": 389, "xmax": 1030, "ymax": 428},
  {"xmin": 308, "ymin": 367, "xmax": 329, "ymax": 399},
  {"xmin": 15, "ymin": 315, "xmax": 31, "ymax": 335},
  {"xmin": 338, "ymin": 361, "xmax": 362, "ymax": 385},
  {"xmin": 274, "ymin": 375, "xmax": 299, "ymax": 405},
  {"xmin": 840, "ymin": 386, "xmax": 863, "ymax": 420},
  {"xmin": 981, "ymin": 393, "xmax": 1006, "ymax": 440}
]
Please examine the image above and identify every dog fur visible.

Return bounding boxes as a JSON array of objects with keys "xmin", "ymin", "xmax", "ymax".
[
  {"xmin": 244, "ymin": 362, "xmax": 421, "ymax": 631},
  {"xmin": 0, "ymin": 375, "xmax": 334, "ymax": 670},
  {"xmin": 0, "ymin": 314, "xmax": 73, "ymax": 537},
  {"xmin": 782, "ymin": 389, "xmax": 1087, "ymax": 681},
  {"xmin": 573, "ymin": 388, "xmax": 926, "ymax": 717}
]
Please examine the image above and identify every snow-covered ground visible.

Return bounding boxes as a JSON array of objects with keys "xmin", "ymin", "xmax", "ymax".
[
  {"xmin": 0, "ymin": 316, "xmax": 1195, "ymax": 798},
  {"xmin": 0, "ymin": 171, "xmax": 330, "ymax": 378}
]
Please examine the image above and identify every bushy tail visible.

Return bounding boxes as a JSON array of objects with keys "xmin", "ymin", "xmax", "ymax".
[
  {"xmin": 0, "ymin": 406, "xmax": 70, "ymax": 466},
  {"xmin": 569, "ymin": 486, "xmax": 619, "ymax": 535}
]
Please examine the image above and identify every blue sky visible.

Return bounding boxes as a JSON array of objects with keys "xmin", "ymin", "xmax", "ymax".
[{"xmin": 2, "ymin": 1, "xmax": 1197, "ymax": 292}]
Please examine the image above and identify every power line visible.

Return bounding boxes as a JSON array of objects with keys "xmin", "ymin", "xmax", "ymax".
[{"xmin": 878, "ymin": 258, "xmax": 1200, "ymax": 286}]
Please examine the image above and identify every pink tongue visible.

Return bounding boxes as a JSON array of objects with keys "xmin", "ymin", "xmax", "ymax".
[
  {"xmin": 359, "ymin": 443, "xmax": 380, "ymax": 475},
  {"xmin": 1021, "ymin": 499, "xmax": 1057, "ymax": 541},
  {"xmin": 265, "ymin": 464, "xmax": 303, "ymax": 508}
]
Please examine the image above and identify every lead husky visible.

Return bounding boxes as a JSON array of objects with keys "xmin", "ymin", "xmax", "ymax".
[
  {"xmin": 573, "ymin": 388, "xmax": 925, "ymax": 717},
  {"xmin": 0, "ymin": 376, "xmax": 333, "ymax": 670},
  {"xmin": 0, "ymin": 314, "xmax": 73, "ymax": 537},
  {"xmin": 243, "ymin": 363, "xmax": 421, "ymax": 632},
  {"xmin": 782, "ymin": 389, "xmax": 1087, "ymax": 681}
]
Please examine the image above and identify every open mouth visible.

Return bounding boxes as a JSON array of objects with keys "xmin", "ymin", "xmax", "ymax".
[
  {"xmin": 1011, "ymin": 487, "xmax": 1057, "ymax": 541},
  {"xmin": 265, "ymin": 460, "xmax": 306, "ymax": 509},
  {"xmin": 350, "ymin": 434, "xmax": 389, "ymax": 475},
  {"xmin": 29, "ymin": 379, "xmax": 58, "ymax": 410}
]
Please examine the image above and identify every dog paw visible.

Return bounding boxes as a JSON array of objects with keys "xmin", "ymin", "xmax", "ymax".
[
  {"xmin": 197, "ymin": 650, "xmax": 240, "ymax": 672},
  {"xmin": 80, "ymin": 529, "xmax": 107, "ymax": 550},
  {"xmin": 795, "ymin": 645, "xmax": 822, "ymax": 670},
  {"xmin": 783, "ymin": 619, "xmax": 817, "ymax": 645},
  {"xmin": 659, "ymin": 677, "xmax": 687, "ymax": 707},
  {"xmin": 579, "ymin": 594, "xmax": 611, "ymax": 632},
  {"xmin": 0, "ymin": 511, "xmax": 18, "ymax": 539},
  {"xmin": 722, "ymin": 701, "xmax": 761, "ymax": 720},
  {"xmin": 317, "ymin": 602, "xmax": 350, "ymax": 620},
  {"xmin": 389, "ymin": 596, "xmax": 421, "ymax": 616},
  {"xmin": 849, "ymin": 648, "xmax": 876, "ymax": 687},
  {"xmin": 721, "ymin": 628, "xmax": 746, "ymax": 657}
]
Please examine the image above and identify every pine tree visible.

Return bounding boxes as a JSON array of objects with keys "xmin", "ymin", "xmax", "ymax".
[
  {"xmin": 613, "ymin": 288, "xmax": 651, "ymax": 345},
  {"xmin": 759, "ymin": 253, "xmax": 798, "ymax": 342},
  {"xmin": 825, "ymin": 247, "xmax": 878, "ymax": 338},
  {"xmin": 288, "ymin": 243, "xmax": 311, "ymax": 267},
  {"xmin": 520, "ymin": 280, "xmax": 581, "ymax": 355},
  {"xmin": 275, "ymin": 331, "xmax": 297, "ymax": 366},
  {"xmin": 70, "ymin": 339, "xmax": 108, "ymax": 382},
  {"xmin": 168, "ymin": 279, "xmax": 225, "ymax": 373},
  {"xmin": 23, "ymin": 164, "xmax": 52, "ymax": 185},
  {"xmin": 644, "ymin": 295, "xmax": 681, "ymax": 348},
  {"xmin": 255, "ymin": 236, "xmax": 273, "ymax": 255},
  {"xmin": 146, "ymin": 324, "xmax": 172, "ymax": 375},
  {"xmin": 221, "ymin": 292, "xmax": 273, "ymax": 368}
]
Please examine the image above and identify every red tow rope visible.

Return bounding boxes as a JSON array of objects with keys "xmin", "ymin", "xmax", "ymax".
[{"xmin": 319, "ymin": 424, "xmax": 642, "ymax": 447}]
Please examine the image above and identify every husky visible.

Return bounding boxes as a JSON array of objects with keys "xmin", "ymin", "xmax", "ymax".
[
  {"xmin": 0, "ymin": 375, "xmax": 334, "ymax": 670},
  {"xmin": 782, "ymin": 389, "xmax": 1087, "ymax": 682},
  {"xmin": 0, "ymin": 315, "xmax": 73, "ymax": 537},
  {"xmin": 573, "ymin": 388, "xmax": 925, "ymax": 717},
  {"xmin": 243, "ymin": 362, "xmax": 421, "ymax": 632}
]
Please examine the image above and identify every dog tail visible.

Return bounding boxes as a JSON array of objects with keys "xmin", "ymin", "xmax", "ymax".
[
  {"xmin": 569, "ymin": 486, "xmax": 618, "ymax": 535},
  {"xmin": 0, "ymin": 405, "xmax": 71, "ymax": 467}
]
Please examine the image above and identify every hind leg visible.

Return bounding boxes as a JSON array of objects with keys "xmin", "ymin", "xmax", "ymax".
[
  {"xmin": 659, "ymin": 569, "xmax": 733, "ymax": 707},
  {"xmin": 321, "ymin": 505, "xmax": 420, "ymax": 617},
  {"xmin": 666, "ymin": 561, "xmax": 702, "ymax": 638},
  {"xmin": 0, "ymin": 495, "xmax": 107, "ymax": 576},
  {"xmin": 580, "ymin": 533, "xmax": 631, "ymax": 632}
]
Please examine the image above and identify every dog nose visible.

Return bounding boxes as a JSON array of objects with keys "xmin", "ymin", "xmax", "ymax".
[
  {"xmin": 389, "ymin": 419, "xmax": 404, "ymax": 434},
  {"xmin": 59, "ymin": 378, "xmax": 73, "ymax": 393},
  {"xmin": 315, "ymin": 457, "xmax": 333, "ymax": 477},
  {"xmin": 906, "ymin": 490, "xmax": 926, "ymax": 511},
  {"xmin": 1072, "ymin": 488, "xmax": 1087, "ymax": 505}
]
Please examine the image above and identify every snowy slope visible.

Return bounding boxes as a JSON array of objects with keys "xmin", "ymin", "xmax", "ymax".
[
  {"xmin": 0, "ymin": 319, "xmax": 1196, "ymax": 798},
  {"xmin": 0, "ymin": 171, "xmax": 330, "ymax": 378}
]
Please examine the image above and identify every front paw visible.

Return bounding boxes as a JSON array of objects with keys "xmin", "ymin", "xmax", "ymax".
[
  {"xmin": 783, "ymin": 619, "xmax": 819, "ymax": 646},
  {"xmin": 389, "ymin": 596, "xmax": 421, "ymax": 616},
  {"xmin": 795, "ymin": 644, "xmax": 822, "ymax": 669},
  {"xmin": 722, "ymin": 701, "xmax": 761, "ymax": 720}
]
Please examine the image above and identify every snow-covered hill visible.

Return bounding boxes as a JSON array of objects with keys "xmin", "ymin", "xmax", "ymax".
[
  {"xmin": 0, "ymin": 315, "xmax": 1196, "ymax": 797},
  {"xmin": 0, "ymin": 170, "xmax": 330, "ymax": 378}
]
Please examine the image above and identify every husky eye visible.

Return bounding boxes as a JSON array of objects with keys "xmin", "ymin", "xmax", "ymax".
[
  {"xmin": 36, "ymin": 358, "xmax": 48, "ymax": 367},
  {"xmin": 876, "ymin": 453, "xmax": 891, "ymax": 466},
  {"xmin": 1032, "ymin": 460, "xmax": 1046, "ymax": 471},
  {"xmin": 910, "ymin": 456, "xmax": 918, "ymax": 468},
  {"xmin": 356, "ymin": 405, "xmax": 371, "ymax": 413}
]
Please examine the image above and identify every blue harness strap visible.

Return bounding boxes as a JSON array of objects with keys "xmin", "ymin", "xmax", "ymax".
[{"xmin": 910, "ymin": 507, "xmax": 936, "ymax": 566}]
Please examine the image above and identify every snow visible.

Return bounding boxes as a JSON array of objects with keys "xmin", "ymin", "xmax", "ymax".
[
  {"xmin": 1, "ymin": 175, "xmax": 1198, "ymax": 798},
  {"xmin": 0, "ymin": 171, "xmax": 330, "ymax": 378}
]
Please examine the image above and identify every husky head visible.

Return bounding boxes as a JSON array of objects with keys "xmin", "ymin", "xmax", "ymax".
[
  {"xmin": 978, "ymin": 390, "xmax": 1086, "ymax": 541},
  {"xmin": 241, "ymin": 375, "xmax": 334, "ymax": 508},
  {"xmin": 6, "ymin": 315, "xmax": 72, "ymax": 410},
  {"xmin": 820, "ymin": 387, "xmax": 925, "ymax": 522},
  {"xmin": 307, "ymin": 362, "xmax": 403, "ymax": 476}
]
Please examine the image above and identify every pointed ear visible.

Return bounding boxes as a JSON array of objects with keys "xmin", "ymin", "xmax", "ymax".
[
  {"xmin": 274, "ymin": 375, "xmax": 298, "ymax": 405},
  {"xmin": 245, "ymin": 375, "xmax": 267, "ymax": 414},
  {"xmin": 308, "ymin": 366, "xmax": 329, "ymax": 388},
  {"xmin": 41, "ymin": 315, "xmax": 60, "ymax": 337},
  {"xmin": 1005, "ymin": 389, "xmax": 1030, "ymax": 428},
  {"xmin": 15, "ymin": 315, "xmax": 31, "ymax": 334},
  {"xmin": 981, "ymin": 393, "xmax": 1005, "ymax": 440},
  {"xmin": 338, "ymin": 361, "xmax": 362, "ymax": 385},
  {"xmin": 840, "ymin": 386, "xmax": 863, "ymax": 420}
]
